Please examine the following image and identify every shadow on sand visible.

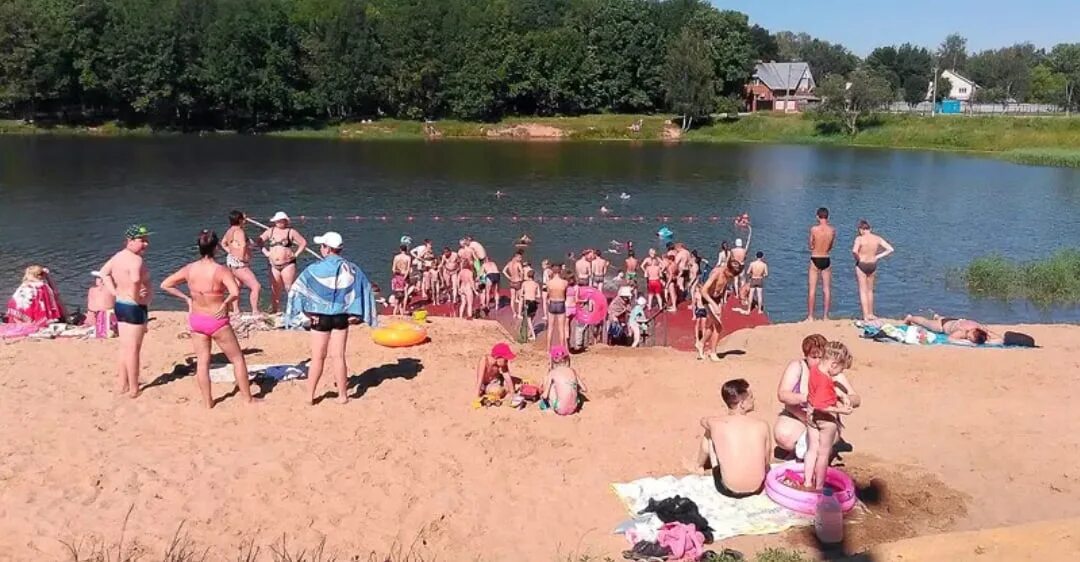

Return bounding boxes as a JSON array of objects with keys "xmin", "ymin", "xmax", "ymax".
[
  {"xmin": 142, "ymin": 348, "xmax": 265, "ymax": 392},
  {"xmin": 311, "ymin": 358, "xmax": 425, "ymax": 404}
]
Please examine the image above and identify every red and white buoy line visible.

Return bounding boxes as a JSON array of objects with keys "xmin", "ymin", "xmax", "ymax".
[{"xmin": 279, "ymin": 214, "xmax": 749, "ymax": 224}]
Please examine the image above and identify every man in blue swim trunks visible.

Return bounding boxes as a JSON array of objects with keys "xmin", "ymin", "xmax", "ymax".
[{"xmin": 98, "ymin": 225, "xmax": 153, "ymax": 398}]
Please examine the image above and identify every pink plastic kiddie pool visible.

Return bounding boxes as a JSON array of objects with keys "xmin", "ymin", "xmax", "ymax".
[{"xmin": 764, "ymin": 462, "xmax": 857, "ymax": 515}]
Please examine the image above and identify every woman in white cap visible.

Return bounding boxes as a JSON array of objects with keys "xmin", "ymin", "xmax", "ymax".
[{"xmin": 259, "ymin": 211, "xmax": 307, "ymax": 313}]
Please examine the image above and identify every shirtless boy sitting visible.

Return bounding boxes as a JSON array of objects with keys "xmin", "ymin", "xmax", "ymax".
[
  {"xmin": 697, "ymin": 378, "xmax": 770, "ymax": 498},
  {"xmin": 542, "ymin": 346, "xmax": 587, "ymax": 416}
]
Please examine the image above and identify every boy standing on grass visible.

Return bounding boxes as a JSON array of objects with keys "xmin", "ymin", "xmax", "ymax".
[{"xmin": 804, "ymin": 341, "xmax": 855, "ymax": 491}]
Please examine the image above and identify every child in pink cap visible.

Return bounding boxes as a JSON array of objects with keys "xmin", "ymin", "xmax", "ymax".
[
  {"xmin": 542, "ymin": 346, "xmax": 588, "ymax": 415},
  {"xmin": 475, "ymin": 342, "xmax": 516, "ymax": 399}
]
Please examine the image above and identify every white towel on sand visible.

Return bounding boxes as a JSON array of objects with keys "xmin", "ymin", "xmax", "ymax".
[{"xmin": 612, "ymin": 474, "xmax": 811, "ymax": 541}]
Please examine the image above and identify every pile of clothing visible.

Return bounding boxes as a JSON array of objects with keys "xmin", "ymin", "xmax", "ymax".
[{"xmin": 618, "ymin": 496, "xmax": 740, "ymax": 561}]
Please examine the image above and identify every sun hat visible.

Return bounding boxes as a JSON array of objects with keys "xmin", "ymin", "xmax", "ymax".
[
  {"xmin": 270, "ymin": 211, "xmax": 290, "ymax": 222},
  {"xmin": 124, "ymin": 225, "xmax": 151, "ymax": 239},
  {"xmin": 549, "ymin": 345, "xmax": 570, "ymax": 361},
  {"xmin": 490, "ymin": 342, "xmax": 516, "ymax": 361},
  {"xmin": 618, "ymin": 286, "xmax": 633, "ymax": 298},
  {"xmin": 313, "ymin": 231, "xmax": 343, "ymax": 249},
  {"xmin": 637, "ymin": 296, "xmax": 646, "ymax": 306}
]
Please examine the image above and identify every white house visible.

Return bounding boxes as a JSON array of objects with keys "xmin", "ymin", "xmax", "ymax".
[{"xmin": 928, "ymin": 69, "xmax": 978, "ymax": 101}]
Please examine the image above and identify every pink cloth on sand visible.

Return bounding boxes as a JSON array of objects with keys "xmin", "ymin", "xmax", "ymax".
[{"xmin": 656, "ymin": 522, "xmax": 705, "ymax": 560}]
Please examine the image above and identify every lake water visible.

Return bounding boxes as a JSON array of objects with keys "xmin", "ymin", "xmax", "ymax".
[{"xmin": 2, "ymin": 136, "xmax": 1079, "ymax": 323}]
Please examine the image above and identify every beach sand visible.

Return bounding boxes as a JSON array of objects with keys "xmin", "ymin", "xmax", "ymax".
[{"xmin": 1, "ymin": 313, "xmax": 1078, "ymax": 560}]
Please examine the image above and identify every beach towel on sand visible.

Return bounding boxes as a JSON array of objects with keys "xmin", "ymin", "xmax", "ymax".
[
  {"xmin": 856, "ymin": 322, "xmax": 1034, "ymax": 348},
  {"xmin": 285, "ymin": 255, "xmax": 379, "ymax": 330},
  {"xmin": 612, "ymin": 475, "xmax": 811, "ymax": 541}
]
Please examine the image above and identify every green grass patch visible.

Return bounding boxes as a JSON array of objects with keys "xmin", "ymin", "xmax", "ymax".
[
  {"xmin": 963, "ymin": 250, "xmax": 1080, "ymax": 304},
  {"xmin": 0, "ymin": 119, "xmax": 156, "ymax": 136},
  {"xmin": 1000, "ymin": 148, "xmax": 1080, "ymax": 167},
  {"xmin": 689, "ymin": 113, "xmax": 1080, "ymax": 167}
]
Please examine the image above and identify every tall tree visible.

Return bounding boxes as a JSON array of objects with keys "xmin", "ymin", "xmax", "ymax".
[
  {"xmin": 292, "ymin": 0, "xmax": 379, "ymax": 122},
  {"xmin": 967, "ymin": 43, "xmax": 1041, "ymax": 102},
  {"xmin": 0, "ymin": 0, "xmax": 74, "ymax": 120},
  {"xmin": 663, "ymin": 28, "xmax": 714, "ymax": 131},
  {"xmin": 816, "ymin": 69, "xmax": 892, "ymax": 135},
  {"xmin": 748, "ymin": 24, "xmax": 778, "ymax": 62},
  {"xmin": 200, "ymin": 0, "xmax": 303, "ymax": 129},
  {"xmin": 937, "ymin": 33, "xmax": 968, "ymax": 71},
  {"xmin": 1047, "ymin": 43, "xmax": 1080, "ymax": 113}
]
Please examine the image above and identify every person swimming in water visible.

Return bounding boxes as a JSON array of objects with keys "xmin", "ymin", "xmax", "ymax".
[{"xmin": 161, "ymin": 230, "xmax": 256, "ymax": 408}]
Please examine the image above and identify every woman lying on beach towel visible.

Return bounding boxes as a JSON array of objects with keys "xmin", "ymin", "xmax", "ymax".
[{"xmin": 903, "ymin": 314, "xmax": 1000, "ymax": 345}]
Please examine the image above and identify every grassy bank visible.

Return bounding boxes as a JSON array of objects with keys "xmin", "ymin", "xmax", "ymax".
[
  {"xmin": 687, "ymin": 113, "xmax": 1080, "ymax": 165},
  {"xmin": 271, "ymin": 114, "xmax": 677, "ymax": 141},
  {"xmin": 5, "ymin": 113, "xmax": 1080, "ymax": 167},
  {"xmin": 962, "ymin": 250, "xmax": 1080, "ymax": 304}
]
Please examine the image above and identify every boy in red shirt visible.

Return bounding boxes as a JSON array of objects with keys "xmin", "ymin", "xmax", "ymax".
[{"xmin": 804, "ymin": 341, "xmax": 854, "ymax": 491}]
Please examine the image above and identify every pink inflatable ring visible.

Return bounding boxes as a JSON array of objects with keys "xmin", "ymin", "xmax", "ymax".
[{"xmin": 764, "ymin": 462, "xmax": 857, "ymax": 516}]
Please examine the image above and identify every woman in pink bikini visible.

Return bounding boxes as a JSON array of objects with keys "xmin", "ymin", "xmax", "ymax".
[{"xmin": 161, "ymin": 230, "xmax": 256, "ymax": 408}]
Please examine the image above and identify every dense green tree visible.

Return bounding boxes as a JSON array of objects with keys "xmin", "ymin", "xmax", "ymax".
[
  {"xmin": 663, "ymin": 28, "xmax": 714, "ymax": 130},
  {"xmin": 200, "ymin": 0, "xmax": 303, "ymax": 129},
  {"xmin": 0, "ymin": 0, "xmax": 73, "ymax": 119},
  {"xmin": 687, "ymin": 8, "xmax": 754, "ymax": 97},
  {"xmin": 867, "ymin": 43, "xmax": 931, "ymax": 97},
  {"xmin": 932, "ymin": 73, "xmax": 953, "ymax": 104},
  {"xmin": 1047, "ymin": 43, "xmax": 1080, "ymax": 112},
  {"xmin": 937, "ymin": 33, "xmax": 968, "ymax": 72},
  {"xmin": 967, "ymin": 43, "xmax": 1041, "ymax": 102},
  {"xmin": 773, "ymin": 31, "xmax": 859, "ymax": 79},
  {"xmin": 816, "ymin": 69, "xmax": 892, "ymax": 135},
  {"xmin": 748, "ymin": 24, "xmax": 778, "ymax": 62},
  {"xmin": 292, "ymin": 0, "xmax": 379, "ymax": 121}
]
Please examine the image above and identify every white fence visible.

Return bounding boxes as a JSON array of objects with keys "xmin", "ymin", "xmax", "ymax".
[{"xmin": 886, "ymin": 101, "xmax": 1067, "ymax": 115}]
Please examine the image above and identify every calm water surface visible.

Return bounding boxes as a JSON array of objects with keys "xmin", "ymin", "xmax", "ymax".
[{"xmin": 2, "ymin": 136, "xmax": 1079, "ymax": 323}]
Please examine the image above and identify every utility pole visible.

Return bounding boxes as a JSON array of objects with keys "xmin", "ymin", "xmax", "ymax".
[{"xmin": 931, "ymin": 64, "xmax": 938, "ymax": 116}]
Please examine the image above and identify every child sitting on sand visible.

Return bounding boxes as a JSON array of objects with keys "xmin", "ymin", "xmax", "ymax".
[
  {"xmin": 86, "ymin": 271, "xmax": 116, "ymax": 338},
  {"xmin": 542, "ymin": 346, "xmax": 587, "ymax": 416},
  {"xmin": 804, "ymin": 341, "xmax": 854, "ymax": 491}
]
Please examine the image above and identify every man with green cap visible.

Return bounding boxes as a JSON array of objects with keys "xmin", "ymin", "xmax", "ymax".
[{"xmin": 98, "ymin": 225, "xmax": 152, "ymax": 398}]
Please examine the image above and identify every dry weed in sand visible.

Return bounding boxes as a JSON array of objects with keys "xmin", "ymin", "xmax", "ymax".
[{"xmin": 62, "ymin": 519, "xmax": 437, "ymax": 562}]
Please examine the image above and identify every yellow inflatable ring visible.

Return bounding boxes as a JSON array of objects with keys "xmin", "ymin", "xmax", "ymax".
[{"xmin": 372, "ymin": 321, "xmax": 428, "ymax": 348}]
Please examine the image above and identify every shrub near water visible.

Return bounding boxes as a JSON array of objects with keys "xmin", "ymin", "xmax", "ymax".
[{"xmin": 964, "ymin": 250, "xmax": 1080, "ymax": 303}]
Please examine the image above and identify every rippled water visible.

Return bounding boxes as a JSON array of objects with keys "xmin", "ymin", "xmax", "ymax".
[{"xmin": 2, "ymin": 136, "xmax": 1078, "ymax": 323}]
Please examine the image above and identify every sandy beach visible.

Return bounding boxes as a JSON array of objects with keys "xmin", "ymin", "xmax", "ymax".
[{"xmin": 1, "ymin": 314, "xmax": 1078, "ymax": 560}]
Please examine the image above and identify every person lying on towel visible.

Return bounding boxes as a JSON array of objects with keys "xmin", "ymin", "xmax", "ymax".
[{"xmin": 903, "ymin": 314, "xmax": 1002, "ymax": 345}]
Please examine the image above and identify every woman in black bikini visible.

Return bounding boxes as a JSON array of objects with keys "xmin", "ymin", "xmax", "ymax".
[
  {"xmin": 851, "ymin": 219, "xmax": 894, "ymax": 321},
  {"xmin": 260, "ymin": 212, "xmax": 308, "ymax": 313}
]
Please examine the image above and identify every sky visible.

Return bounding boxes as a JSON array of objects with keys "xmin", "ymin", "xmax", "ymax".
[{"xmin": 716, "ymin": 0, "xmax": 1079, "ymax": 55}]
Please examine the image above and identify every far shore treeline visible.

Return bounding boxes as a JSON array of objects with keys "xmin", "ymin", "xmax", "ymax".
[{"xmin": 1, "ymin": 0, "xmax": 1079, "ymax": 132}]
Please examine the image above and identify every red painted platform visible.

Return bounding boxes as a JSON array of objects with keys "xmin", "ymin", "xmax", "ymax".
[{"xmin": 383, "ymin": 289, "xmax": 769, "ymax": 353}]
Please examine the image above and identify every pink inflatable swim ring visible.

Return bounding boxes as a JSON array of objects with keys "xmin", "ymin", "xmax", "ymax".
[
  {"xmin": 573, "ymin": 287, "xmax": 608, "ymax": 326},
  {"xmin": 764, "ymin": 462, "xmax": 857, "ymax": 516}
]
